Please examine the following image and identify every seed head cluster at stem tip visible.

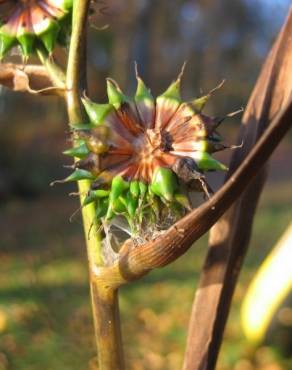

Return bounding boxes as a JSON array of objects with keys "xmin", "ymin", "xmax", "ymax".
[
  {"xmin": 59, "ymin": 67, "xmax": 239, "ymax": 239},
  {"xmin": 0, "ymin": 0, "xmax": 73, "ymax": 59}
]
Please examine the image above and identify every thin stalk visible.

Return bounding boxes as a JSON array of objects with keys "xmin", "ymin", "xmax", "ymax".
[
  {"xmin": 66, "ymin": 1, "xmax": 125, "ymax": 369},
  {"xmin": 66, "ymin": 0, "xmax": 102, "ymax": 267},
  {"xmin": 36, "ymin": 45, "xmax": 66, "ymax": 89}
]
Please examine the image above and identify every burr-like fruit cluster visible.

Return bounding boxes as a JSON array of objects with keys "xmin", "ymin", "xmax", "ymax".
[
  {"xmin": 63, "ymin": 71, "xmax": 228, "ymax": 235},
  {"xmin": 0, "ymin": 0, "xmax": 72, "ymax": 58}
]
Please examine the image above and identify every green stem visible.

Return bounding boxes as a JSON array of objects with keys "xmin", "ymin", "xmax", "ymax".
[
  {"xmin": 36, "ymin": 46, "xmax": 66, "ymax": 89},
  {"xmin": 91, "ymin": 282, "xmax": 125, "ymax": 370},
  {"xmin": 66, "ymin": 0, "xmax": 102, "ymax": 266},
  {"xmin": 66, "ymin": 1, "xmax": 125, "ymax": 369}
]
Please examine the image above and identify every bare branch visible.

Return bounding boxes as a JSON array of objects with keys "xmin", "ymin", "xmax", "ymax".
[{"xmin": 183, "ymin": 7, "xmax": 292, "ymax": 370}]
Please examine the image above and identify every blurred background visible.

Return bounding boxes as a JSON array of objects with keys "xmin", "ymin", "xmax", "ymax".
[{"xmin": 0, "ymin": 0, "xmax": 291, "ymax": 369}]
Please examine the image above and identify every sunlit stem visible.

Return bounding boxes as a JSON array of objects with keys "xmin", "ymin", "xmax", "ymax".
[
  {"xmin": 36, "ymin": 45, "xmax": 66, "ymax": 89},
  {"xmin": 66, "ymin": 0, "xmax": 102, "ymax": 266},
  {"xmin": 91, "ymin": 282, "xmax": 125, "ymax": 370},
  {"xmin": 66, "ymin": 1, "xmax": 125, "ymax": 369}
]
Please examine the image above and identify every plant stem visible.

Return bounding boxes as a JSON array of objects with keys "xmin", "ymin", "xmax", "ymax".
[
  {"xmin": 91, "ymin": 282, "xmax": 125, "ymax": 370},
  {"xmin": 66, "ymin": 0, "xmax": 102, "ymax": 267},
  {"xmin": 66, "ymin": 1, "xmax": 125, "ymax": 369},
  {"xmin": 36, "ymin": 46, "xmax": 66, "ymax": 89}
]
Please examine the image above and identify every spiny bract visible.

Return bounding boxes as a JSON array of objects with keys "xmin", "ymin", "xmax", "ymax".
[
  {"xmin": 0, "ymin": 0, "xmax": 73, "ymax": 58},
  {"xmin": 63, "ymin": 70, "xmax": 229, "ymax": 236}
]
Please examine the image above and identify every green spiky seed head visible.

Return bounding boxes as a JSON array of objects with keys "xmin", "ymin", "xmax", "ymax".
[
  {"xmin": 61, "ymin": 68, "xmax": 236, "ymax": 237},
  {"xmin": 0, "ymin": 0, "xmax": 73, "ymax": 59}
]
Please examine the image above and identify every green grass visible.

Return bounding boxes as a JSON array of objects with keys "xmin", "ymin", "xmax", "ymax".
[{"xmin": 0, "ymin": 182, "xmax": 291, "ymax": 370}]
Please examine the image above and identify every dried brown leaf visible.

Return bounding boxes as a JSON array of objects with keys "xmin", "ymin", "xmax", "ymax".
[
  {"xmin": 183, "ymin": 7, "xmax": 292, "ymax": 370},
  {"xmin": 0, "ymin": 63, "xmax": 64, "ymax": 96}
]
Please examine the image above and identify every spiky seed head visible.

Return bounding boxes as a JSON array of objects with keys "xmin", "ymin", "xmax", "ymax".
[
  {"xmin": 63, "ymin": 68, "xmax": 234, "ymax": 236},
  {"xmin": 0, "ymin": 0, "xmax": 73, "ymax": 59}
]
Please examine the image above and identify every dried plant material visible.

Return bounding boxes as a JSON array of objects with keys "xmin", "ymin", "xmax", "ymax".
[
  {"xmin": 0, "ymin": 63, "xmax": 64, "ymax": 95},
  {"xmin": 183, "ymin": 7, "xmax": 292, "ymax": 370}
]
